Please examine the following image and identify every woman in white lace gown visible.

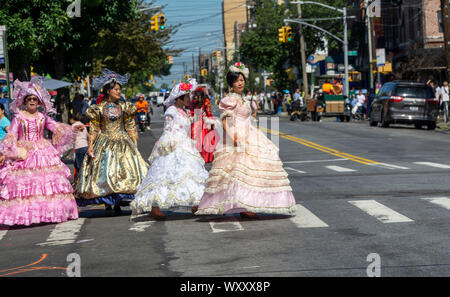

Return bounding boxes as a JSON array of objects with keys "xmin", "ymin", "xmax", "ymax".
[{"xmin": 130, "ymin": 79, "xmax": 208, "ymax": 220}]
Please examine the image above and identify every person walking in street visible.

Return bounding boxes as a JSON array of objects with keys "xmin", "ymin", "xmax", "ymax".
[
  {"xmin": 74, "ymin": 69, "xmax": 149, "ymax": 216},
  {"xmin": 440, "ymin": 81, "xmax": 449, "ymax": 122},
  {"xmin": 293, "ymin": 88, "xmax": 304, "ymax": 107},
  {"xmin": 0, "ymin": 103, "xmax": 10, "ymax": 141},
  {"xmin": 70, "ymin": 113, "xmax": 88, "ymax": 182},
  {"xmin": 130, "ymin": 79, "xmax": 209, "ymax": 220},
  {"xmin": 195, "ymin": 62, "xmax": 296, "ymax": 219},
  {"xmin": 0, "ymin": 78, "xmax": 81, "ymax": 226},
  {"xmin": 136, "ymin": 94, "xmax": 151, "ymax": 130}
]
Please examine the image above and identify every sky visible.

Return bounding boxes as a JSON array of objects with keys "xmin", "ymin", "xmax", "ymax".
[{"xmin": 150, "ymin": 0, "xmax": 224, "ymax": 88}]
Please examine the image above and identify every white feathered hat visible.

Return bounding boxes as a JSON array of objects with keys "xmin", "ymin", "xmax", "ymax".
[{"xmin": 164, "ymin": 78, "xmax": 198, "ymax": 107}]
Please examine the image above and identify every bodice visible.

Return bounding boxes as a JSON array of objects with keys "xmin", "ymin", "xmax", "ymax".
[{"xmin": 16, "ymin": 112, "xmax": 45, "ymax": 142}]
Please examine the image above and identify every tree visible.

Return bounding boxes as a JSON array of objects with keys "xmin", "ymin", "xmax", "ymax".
[{"xmin": 239, "ymin": 0, "xmax": 348, "ymax": 91}]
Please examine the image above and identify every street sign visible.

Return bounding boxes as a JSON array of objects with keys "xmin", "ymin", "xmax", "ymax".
[
  {"xmin": 376, "ymin": 48, "xmax": 386, "ymax": 67},
  {"xmin": 348, "ymin": 50, "xmax": 358, "ymax": 56},
  {"xmin": 308, "ymin": 55, "xmax": 315, "ymax": 64}
]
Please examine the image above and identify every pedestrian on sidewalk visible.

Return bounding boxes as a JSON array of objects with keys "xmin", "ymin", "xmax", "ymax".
[
  {"xmin": 74, "ymin": 69, "xmax": 149, "ymax": 217},
  {"xmin": 0, "ymin": 78, "xmax": 82, "ymax": 226},
  {"xmin": 130, "ymin": 79, "xmax": 209, "ymax": 220},
  {"xmin": 195, "ymin": 62, "xmax": 296, "ymax": 219}
]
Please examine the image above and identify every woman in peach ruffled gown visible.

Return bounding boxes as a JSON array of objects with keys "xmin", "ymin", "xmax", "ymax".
[{"xmin": 195, "ymin": 63, "xmax": 296, "ymax": 218}]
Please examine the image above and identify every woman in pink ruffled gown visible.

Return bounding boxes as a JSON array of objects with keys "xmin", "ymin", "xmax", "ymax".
[
  {"xmin": 0, "ymin": 78, "xmax": 80, "ymax": 226},
  {"xmin": 196, "ymin": 63, "xmax": 296, "ymax": 218}
]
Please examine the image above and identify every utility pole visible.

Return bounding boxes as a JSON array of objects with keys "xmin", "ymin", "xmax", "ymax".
[
  {"xmin": 297, "ymin": 2, "xmax": 309, "ymax": 100},
  {"xmin": 442, "ymin": 0, "xmax": 450, "ymax": 79},
  {"xmin": 365, "ymin": 0, "xmax": 375, "ymax": 94}
]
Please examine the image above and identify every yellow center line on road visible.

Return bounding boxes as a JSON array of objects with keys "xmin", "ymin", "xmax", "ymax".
[{"xmin": 260, "ymin": 127, "xmax": 380, "ymax": 166}]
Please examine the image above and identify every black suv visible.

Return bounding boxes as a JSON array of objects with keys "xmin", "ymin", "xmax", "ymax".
[{"xmin": 369, "ymin": 81, "xmax": 438, "ymax": 130}]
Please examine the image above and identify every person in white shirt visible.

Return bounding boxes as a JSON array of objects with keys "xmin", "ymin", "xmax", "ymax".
[
  {"xmin": 440, "ymin": 81, "xmax": 449, "ymax": 119},
  {"xmin": 352, "ymin": 90, "xmax": 366, "ymax": 115}
]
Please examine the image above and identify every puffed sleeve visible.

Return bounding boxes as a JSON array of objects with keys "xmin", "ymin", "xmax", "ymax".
[
  {"xmin": 86, "ymin": 105, "xmax": 101, "ymax": 148},
  {"xmin": 0, "ymin": 116, "xmax": 22, "ymax": 160},
  {"xmin": 44, "ymin": 114, "xmax": 76, "ymax": 154},
  {"xmin": 123, "ymin": 102, "xmax": 138, "ymax": 144},
  {"xmin": 219, "ymin": 96, "xmax": 238, "ymax": 121}
]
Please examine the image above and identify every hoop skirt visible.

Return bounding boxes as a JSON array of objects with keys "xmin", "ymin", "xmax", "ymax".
[
  {"xmin": 196, "ymin": 93, "xmax": 296, "ymax": 215},
  {"xmin": 130, "ymin": 106, "xmax": 208, "ymax": 215},
  {"xmin": 75, "ymin": 101, "xmax": 149, "ymax": 206},
  {"xmin": 0, "ymin": 112, "xmax": 79, "ymax": 226}
]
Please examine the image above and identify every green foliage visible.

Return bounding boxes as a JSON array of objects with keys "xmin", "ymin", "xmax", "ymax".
[{"xmin": 240, "ymin": 0, "xmax": 349, "ymax": 91}]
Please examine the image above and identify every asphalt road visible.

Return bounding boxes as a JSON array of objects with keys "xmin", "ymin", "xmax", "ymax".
[{"xmin": 0, "ymin": 104, "xmax": 449, "ymax": 277}]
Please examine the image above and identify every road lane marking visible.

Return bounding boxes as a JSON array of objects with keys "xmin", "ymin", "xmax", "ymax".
[
  {"xmin": 285, "ymin": 167, "xmax": 306, "ymax": 174},
  {"xmin": 326, "ymin": 165, "xmax": 357, "ymax": 172},
  {"xmin": 129, "ymin": 220, "xmax": 155, "ymax": 232},
  {"xmin": 0, "ymin": 229, "xmax": 7, "ymax": 241},
  {"xmin": 37, "ymin": 219, "xmax": 86, "ymax": 246},
  {"xmin": 368, "ymin": 163, "xmax": 410, "ymax": 170},
  {"xmin": 284, "ymin": 158, "xmax": 348, "ymax": 164},
  {"xmin": 422, "ymin": 197, "xmax": 450, "ymax": 210},
  {"xmin": 414, "ymin": 162, "xmax": 450, "ymax": 169},
  {"xmin": 260, "ymin": 127, "xmax": 380, "ymax": 165},
  {"xmin": 290, "ymin": 204, "xmax": 329, "ymax": 228},
  {"xmin": 348, "ymin": 200, "xmax": 414, "ymax": 223},
  {"xmin": 210, "ymin": 219, "xmax": 244, "ymax": 233}
]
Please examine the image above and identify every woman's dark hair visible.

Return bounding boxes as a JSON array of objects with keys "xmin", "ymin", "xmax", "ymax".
[
  {"xmin": 0, "ymin": 103, "xmax": 4, "ymax": 112},
  {"xmin": 226, "ymin": 71, "xmax": 246, "ymax": 88},
  {"xmin": 102, "ymin": 81, "xmax": 121, "ymax": 99}
]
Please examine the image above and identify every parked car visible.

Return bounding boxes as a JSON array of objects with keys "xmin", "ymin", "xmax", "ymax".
[{"xmin": 369, "ymin": 81, "xmax": 438, "ymax": 130}]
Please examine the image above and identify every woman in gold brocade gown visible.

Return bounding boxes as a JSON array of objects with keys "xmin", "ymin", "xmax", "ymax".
[{"xmin": 75, "ymin": 69, "xmax": 149, "ymax": 216}]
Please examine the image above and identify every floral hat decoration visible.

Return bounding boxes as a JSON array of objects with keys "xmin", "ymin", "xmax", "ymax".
[
  {"xmin": 229, "ymin": 62, "xmax": 249, "ymax": 79},
  {"xmin": 10, "ymin": 78, "xmax": 56, "ymax": 114},
  {"xmin": 164, "ymin": 78, "xmax": 198, "ymax": 107},
  {"xmin": 93, "ymin": 69, "xmax": 131, "ymax": 91}
]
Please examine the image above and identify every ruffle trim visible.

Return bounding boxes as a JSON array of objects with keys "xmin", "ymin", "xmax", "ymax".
[
  {"xmin": 136, "ymin": 171, "xmax": 207, "ymax": 194},
  {"xmin": 195, "ymin": 197, "xmax": 297, "ymax": 216},
  {"xmin": 205, "ymin": 175, "xmax": 292, "ymax": 193},
  {"xmin": 0, "ymin": 194, "xmax": 79, "ymax": 226},
  {"xmin": 130, "ymin": 192, "xmax": 202, "ymax": 216}
]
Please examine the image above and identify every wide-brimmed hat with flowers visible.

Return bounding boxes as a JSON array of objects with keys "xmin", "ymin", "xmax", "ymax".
[
  {"xmin": 164, "ymin": 78, "xmax": 198, "ymax": 107},
  {"xmin": 229, "ymin": 62, "xmax": 249, "ymax": 78},
  {"xmin": 10, "ymin": 78, "xmax": 56, "ymax": 114}
]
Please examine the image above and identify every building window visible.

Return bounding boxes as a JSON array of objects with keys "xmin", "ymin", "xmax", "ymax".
[{"xmin": 438, "ymin": 10, "xmax": 443, "ymax": 33}]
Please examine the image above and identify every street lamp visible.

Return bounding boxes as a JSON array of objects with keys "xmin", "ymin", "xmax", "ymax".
[{"xmin": 288, "ymin": 1, "xmax": 353, "ymax": 99}]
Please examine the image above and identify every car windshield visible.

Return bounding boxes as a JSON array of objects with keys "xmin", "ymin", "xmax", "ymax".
[{"xmin": 395, "ymin": 86, "xmax": 433, "ymax": 99}]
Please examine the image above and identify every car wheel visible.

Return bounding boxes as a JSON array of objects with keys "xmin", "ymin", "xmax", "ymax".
[
  {"xmin": 427, "ymin": 121, "xmax": 436, "ymax": 130},
  {"xmin": 380, "ymin": 109, "xmax": 389, "ymax": 128},
  {"xmin": 369, "ymin": 111, "xmax": 378, "ymax": 127}
]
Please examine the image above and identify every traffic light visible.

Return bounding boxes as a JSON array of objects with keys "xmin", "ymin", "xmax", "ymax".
[
  {"xmin": 159, "ymin": 14, "xmax": 166, "ymax": 30},
  {"xmin": 216, "ymin": 51, "xmax": 221, "ymax": 60},
  {"xmin": 286, "ymin": 26, "xmax": 293, "ymax": 42},
  {"xmin": 278, "ymin": 27, "xmax": 287, "ymax": 43},
  {"xmin": 213, "ymin": 51, "xmax": 217, "ymax": 60},
  {"xmin": 150, "ymin": 14, "xmax": 159, "ymax": 31},
  {"xmin": 168, "ymin": 56, "xmax": 173, "ymax": 64},
  {"xmin": 201, "ymin": 69, "xmax": 208, "ymax": 76}
]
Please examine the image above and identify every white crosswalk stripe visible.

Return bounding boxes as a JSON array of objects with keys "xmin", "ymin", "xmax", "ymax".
[
  {"xmin": 290, "ymin": 204, "xmax": 329, "ymax": 228},
  {"xmin": 37, "ymin": 218, "xmax": 86, "ymax": 246},
  {"xmin": 348, "ymin": 200, "xmax": 414, "ymax": 223},
  {"xmin": 0, "ymin": 229, "xmax": 7, "ymax": 241},
  {"xmin": 422, "ymin": 197, "xmax": 450, "ymax": 210},
  {"xmin": 210, "ymin": 218, "xmax": 244, "ymax": 233},
  {"xmin": 326, "ymin": 165, "xmax": 357, "ymax": 172},
  {"xmin": 414, "ymin": 162, "xmax": 450, "ymax": 169}
]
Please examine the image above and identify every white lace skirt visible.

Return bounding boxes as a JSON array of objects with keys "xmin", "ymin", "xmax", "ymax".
[{"xmin": 130, "ymin": 147, "xmax": 208, "ymax": 215}]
